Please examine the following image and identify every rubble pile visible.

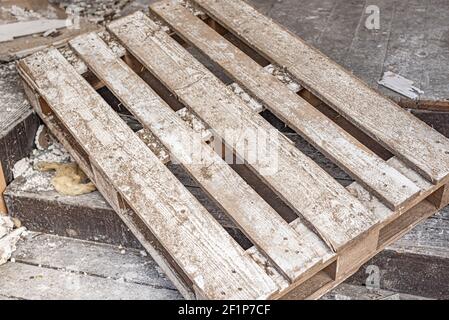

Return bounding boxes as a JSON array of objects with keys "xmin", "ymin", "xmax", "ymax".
[{"xmin": 49, "ymin": 0, "xmax": 131, "ymax": 24}]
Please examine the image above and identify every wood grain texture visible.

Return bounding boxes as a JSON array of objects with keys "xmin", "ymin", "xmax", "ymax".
[
  {"xmin": 69, "ymin": 32, "xmax": 332, "ymax": 283},
  {"xmin": 151, "ymin": 0, "xmax": 421, "ymax": 212},
  {"xmin": 18, "ymin": 48, "xmax": 279, "ymax": 300},
  {"xmin": 108, "ymin": 11, "xmax": 379, "ymax": 253},
  {"xmin": 192, "ymin": 0, "xmax": 449, "ymax": 185}
]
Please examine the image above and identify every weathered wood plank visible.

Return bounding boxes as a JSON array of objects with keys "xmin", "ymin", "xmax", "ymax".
[
  {"xmin": 108, "ymin": 12, "xmax": 379, "ymax": 253},
  {"xmin": 18, "ymin": 48, "xmax": 278, "ymax": 300},
  {"xmin": 192, "ymin": 0, "xmax": 449, "ymax": 185},
  {"xmin": 151, "ymin": 1, "xmax": 421, "ymax": 212},
  {"xmin": 69, "ymin": 32, "xmax": 332, "ymax": 283},
  {"xmin": 0, "ymin": 262, "xmax": 180, "ymax": 300},
  {"xmin": 13, "ymin": 232, "xmax": 176, "ymax": 290}
]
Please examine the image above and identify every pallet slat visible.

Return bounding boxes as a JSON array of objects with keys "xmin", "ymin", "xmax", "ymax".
[
  {"xmin": 192, "ymin": 0, "xmax": 449, "ymax": 185},
  {"xmin": 150, "ymin": 1, "xmax": 422, "ymax": 212},
  {"xmin": 108, "ymin": 12, "xmax": 379, "ymax": 253},
  {"xmin": 18, "ymin": 48, "xmax": 279, "ymax": 300},
  {"xmin": 69, "ymin": 32, "xmax": 332, "ymax": 283}
]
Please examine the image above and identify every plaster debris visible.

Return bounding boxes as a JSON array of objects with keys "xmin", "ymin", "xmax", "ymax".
[
  {"xmin": 13, "ymin": 158, "xmax": 33, "ymax": 179},
  {"xmin": 137, "ymin": 129, "xmax": 171, "ymax": 164},
  {"xmin": 0, "ymin": 216, "xmax": 14, "ymax": 240},
  {"xmin": 1, "ymin": 5, "xmax": 54, "ymax": 21},
  {"xmin": 378, "ymin": 71, "xmax": 424, "ymax": 100},
  {"xmin": 32, "ymin": 142, "xmax": 72, "ymax": 164},
  {"xmin": 98, "ymin": 30, "xmax": 126, "ymax": 57},
  {"xmin": 176, "ymin": 108, "xmax": 214, "ymax": 143},
  {"xmin": 264, "ymin": 64, "xmax": 302, "ymax": 93},
  {"xmin": 140, "ymin": 250, "xmax": 148, "ymax": 257},
  {"xmin": 13, "ymin": 131, "xmax": 74, "ymax": 193},
  {"xmin": 34, "ymin": 125, "xmax": 49, "ymax": 150},
  {"xmin": 50, "ymin": 0, "xmax": 131, "ymax": 24},
  {"xmin": 179, "ymin": 0, "xmax": 206, "ymax": 18},
  {"xmin": 153, "ymin": 19, "xmax": 171, "ymax": 34},
  {"xmin": 229, "ymin": 83, "xmax": 265, "ymax": 113},
  {"xmin": 0, "ymin": 215, "xmax": 26, "ymax": 265}
]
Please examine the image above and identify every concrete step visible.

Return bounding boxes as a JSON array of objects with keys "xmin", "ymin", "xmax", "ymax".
[{"xmin": 0, "ymin": 232, "xmax": 430, "ymax": 300}]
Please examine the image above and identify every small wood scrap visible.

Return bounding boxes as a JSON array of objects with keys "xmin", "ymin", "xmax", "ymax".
[
  {"xmin": 0, "ymin": 0, "xmax": 98, "ymax": 62},
  {"xmin": 0, "ymin": 19, "xmax": 69, "ymax": 43},
  {"xmin": 0, "ymin": 164, "xmax": 7, "ymax": 215},
  {"xmin": 378, "ymin": 71, "xmax": 424, "ymax": 100},
  {"xmin": 42, "ymin": 28, "xmax": 59, "ymax": 38}
]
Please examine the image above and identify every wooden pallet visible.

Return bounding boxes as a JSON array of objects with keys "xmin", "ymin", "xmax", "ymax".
[{"xmin": 16, "ymin": 0, "xmax": 449, "ymax": 300}]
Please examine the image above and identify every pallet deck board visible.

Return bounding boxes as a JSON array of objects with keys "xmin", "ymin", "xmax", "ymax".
[
  {"xmin": 192, "ymin": 0, "xmax": 449, "ymax": 185},
  {"xmin": 17, "ymin": 0, "xmax": 449, "ymax": 300},
  {"xmin": 108, "ymin": 11, "xmax": 379, "ymax": 253},
  {"xmin": 150, "ymin": 0, "xmax": 422, "ymax": 212},
  {"xmin": 69, "ymin": 32, "xmax": 331, "ymax": 283},
  {"xmin": 18, "ymin": 48, "xmax": 279, "ymax": 300}
]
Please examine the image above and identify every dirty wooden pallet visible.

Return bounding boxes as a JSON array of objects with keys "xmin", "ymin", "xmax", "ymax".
[{"xmin": 16, "ymin": 0, "xmax": 449, "ymax": 300}]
